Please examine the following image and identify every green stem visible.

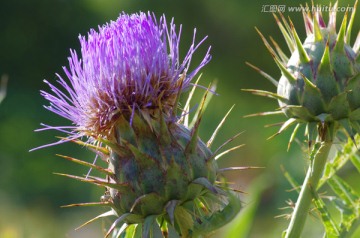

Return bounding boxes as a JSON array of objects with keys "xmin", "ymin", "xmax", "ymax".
[{"xmin": 285, "ymin": 141, "xmax": 333, "ymax": 238}]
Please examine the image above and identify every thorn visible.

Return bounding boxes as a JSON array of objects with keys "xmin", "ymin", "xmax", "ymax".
[
  {"xmin": 178, "ymin": 74, "xmax": 202, "ymax": 126},
  {"xmin": 214, "ymin": 144, "xmax": 245, "ymax": 160},
  {"xmin": 171, "ymin": 73, "xmax": 185, "ymax": 118},
  {"xmin": 255, "ymin": 27, "xmax": 279, "ymax": 58},
  {"xmin": 273, "ymin": 13, "xmax": 295, "ymax": 52},
  {"xmin": 328, "ymin": 1, "xmax": 338, "ymax": 32},
  {"xmin": 346, "ymin": 0, "xmax": 358, "ymax": 44},
  {"xmin": 287, "ymin": 123, "xmax": 301, "ymax": 151},
  {"xmin": 319, "ymin": 40, "xmax": 332, "ymax": 74},
  {"xmin": 246, "ymin": 62, "xmax": 279, "ymax": 86},
  {"xmin": 289, "ymin": 19, "xmax": 310, "ymax": 63},
  {"xmin": 334, "ymin": 10, "xmax": 348, "ymax": 52},
  {"xmin": 273, "ymin": 56, "xmax": 297, "ymax": 84},
  {"xmin": 217, "ymin": 166, "xmax": 264, "ymax": 173},
  {"xmin": 185, "ymin": 83, "xmax": 211, "ymax": 155},
  {"xmin": 313, "ymin": 13, "xmax": 323, "ymax": 42},
  {"xmin": 269, "ymin": 37, "xmax": 289, "ymax": 63},
  {"xmin": 211, "ymin": 131, "xmax": 244, "ymax": 160},
  {"xmin": 207, "ymin": 105, "xmax": 235, "ymax": 148},
  {"xmin": 243, "ymin": 110, "xmax": 283, "ymax": 118},
  {"xmin": 241, "ymin": 89, "xmax": 290, "ymax": 103}
]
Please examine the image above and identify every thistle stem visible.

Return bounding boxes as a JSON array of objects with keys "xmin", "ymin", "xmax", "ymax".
[{"xmin": 285, "ymin": 140, "xmax": 333, "ymax": 238}]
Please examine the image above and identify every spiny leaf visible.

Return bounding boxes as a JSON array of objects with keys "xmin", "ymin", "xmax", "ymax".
[
  {"xmin": 327, "ymin": 175, "xmax": 359, "ymax": 208},
  {"xmin": 319, "ymin": 135, "xmax": 359, "ymax": 188}
]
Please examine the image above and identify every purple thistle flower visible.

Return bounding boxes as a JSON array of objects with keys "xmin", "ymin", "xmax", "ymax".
[
  {"xmin": 42, "ymin": 12, "xmax": 211, "ymax": 138},
  {"xmin": 35, "ymin": 12, "xmax": 242, "ymax": 237}
]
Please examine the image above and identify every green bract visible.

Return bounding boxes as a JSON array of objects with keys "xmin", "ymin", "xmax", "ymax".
[{"xmin": 247, "ymin": 1, "xmax": 360, "ymax": 145}]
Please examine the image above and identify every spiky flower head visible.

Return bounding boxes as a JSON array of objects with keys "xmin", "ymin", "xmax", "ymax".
[
  {"xmin": 247, "ymin": 1, "xmax": 360, "ymax": 145},
  {"xmin": 43, "ymin": 12, "xmax": 210, "ymax": 138},
  {"xmin": 38, "ymin": 12, "xmax": 241, "ymax": 237}
]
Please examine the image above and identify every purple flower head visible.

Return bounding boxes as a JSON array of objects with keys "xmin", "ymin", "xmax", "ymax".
[{"xmin": 42, "ymin": 12, "xmax": 211, "ymax": 138}]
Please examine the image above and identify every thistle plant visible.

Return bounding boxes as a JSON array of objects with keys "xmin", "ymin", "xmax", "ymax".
[
  {"xmin": 246, "ymin": 1, "xmax": 360, "ymax": 237},
  {"xmin": 36, "ymin": 12, "xmax": 243, "ymax": 237}
]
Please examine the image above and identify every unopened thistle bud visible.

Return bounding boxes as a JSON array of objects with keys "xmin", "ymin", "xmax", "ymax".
[
  {"xmin": 38, "ymin": 12, "xmax": 241, "ymax": 237},
  {"xmin": 247, "ymin": 1, "xmax": 360, "ymax": 145}
]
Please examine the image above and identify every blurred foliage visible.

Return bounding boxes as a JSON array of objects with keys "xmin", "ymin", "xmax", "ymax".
[{"xmin": 0, "ymin": 0, "xmax": 359, "ymax": 237}]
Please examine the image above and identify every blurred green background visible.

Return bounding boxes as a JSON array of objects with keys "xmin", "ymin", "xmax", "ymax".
[{"xmin": 0, "ymin": 0, "xmax": 359, "ymax": 237}]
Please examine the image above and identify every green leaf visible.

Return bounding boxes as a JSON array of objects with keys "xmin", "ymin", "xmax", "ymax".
[
  {"xmin": 174, "ymin": 206, "xmax": 194, "ymax": 237},
  {"xmin": 311, "ymin": 189, "xmax": 340, "ymax": 237},
  {"xmin": 121, "ymin": 224, "xmax": 137, "ymax": 238},
  {"xmin": 281, "ymin": 166, "xmax": 300, "ymax": 193},
  {"xmin": 327, "ymin": 175, "xmax": 359, "ymax": 210},
  {"xmin": 318, "ymin": 135, "xmax": 359, "ymax": 188},
  {"xmin": 350, "ymin": 154, "xmax": 360, "ymax": 174},
  {"xmin": 142, "ymin": 215, "xmax": 158, "ymax": 238},
  {"xmin": 193, "ymin": 191, "xmax": 241, "ymax": 236}
]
